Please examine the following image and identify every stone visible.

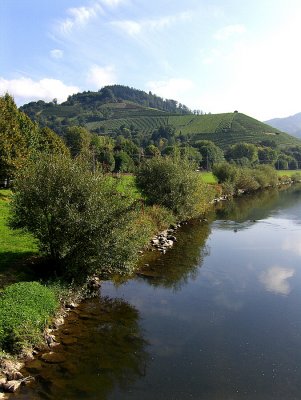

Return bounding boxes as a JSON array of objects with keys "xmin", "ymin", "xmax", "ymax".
[
  {"xmin": 41, "ymin": 352, "xmax": 65, "ymax": 364},
  {"xmin": 0, "ymin": 377, "xmax": 7, "ymax": 388},
  {"xmin": 65, "ymin": 302, "xmax": 78, "ymax": 309},
  {"xmin": 2, "ymin": 380, "xmax": 21, "ymax": 393},
  {"xmin": 5, "ymin": 371, "xmax": 23, "ymax": 381},
  {"xmin": 167, "ymin": 235, "xmax": 177, "ymax": 241},
  {"xmin": 61, "ymin": 336, "xmax": 78, "ymax": 345}
]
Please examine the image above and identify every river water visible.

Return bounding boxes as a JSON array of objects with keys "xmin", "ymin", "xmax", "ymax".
[{"xmin": 13, "ymin": 185, "xmax": 301, "ymax": 400}]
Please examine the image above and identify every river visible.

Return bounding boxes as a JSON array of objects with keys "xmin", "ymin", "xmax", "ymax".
[{"xmin": 12, "ymin": 185, "xmax": 301, "ymax": 400}]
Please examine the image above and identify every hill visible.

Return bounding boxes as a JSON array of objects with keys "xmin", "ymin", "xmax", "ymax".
[
  {"xmin": 20, "ymin": 85, "xmax": 301, "ymax": 149},
  {"xmin": 265, "ymin": 113, "xmax": 301, "ymax": 139}
]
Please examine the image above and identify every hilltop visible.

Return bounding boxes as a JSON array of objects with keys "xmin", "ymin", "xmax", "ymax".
[{"xmin": 20, "ymin": 85, "xmax": 301, "ymax": 149}]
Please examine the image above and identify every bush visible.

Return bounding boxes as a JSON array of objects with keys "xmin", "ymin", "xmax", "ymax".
[
  {"xmin": 136, "ymin": 156, "xmax": 214, "ymax": 220},
  {"xmin": 10, "ymin": 153, "xmax": 149, "ymax": 278},
  {"xmin": 0, "ymin": 282, "xmax": 58, "ymax": 353},
  {"xmin": 291, "ymin": 172, "xmax": 301, "ymax": 182},
  {"xmin": 212, "ymin": 162, "xmax": 238, "ymax": 183},
  {"xmin": 213, "ymin": 162, "xmax": 278, "ymax": 194}
]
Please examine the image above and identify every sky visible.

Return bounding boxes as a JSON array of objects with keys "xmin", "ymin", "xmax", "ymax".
[{"xmin": 1, "ymin": 0, "xmax": 301, "ymax": 121}]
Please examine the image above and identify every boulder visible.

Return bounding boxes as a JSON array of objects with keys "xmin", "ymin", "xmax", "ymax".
[
  {"xmin": 5, "ymin": 371, "xmax": 23, "ymax": 381},
  {"xmin": 2, "ymin": 380, "xmax": 21, "ymax": 393}
]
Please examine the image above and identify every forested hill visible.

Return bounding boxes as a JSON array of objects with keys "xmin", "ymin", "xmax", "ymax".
[{"xmin": 20, "ymin": 85, "xmax": 192, "ymax": 122}]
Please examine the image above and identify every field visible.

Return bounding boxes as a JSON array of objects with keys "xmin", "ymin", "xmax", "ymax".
[{"xmin": 0, "ymin": 190, "xmax": 38, "ymax": 287}]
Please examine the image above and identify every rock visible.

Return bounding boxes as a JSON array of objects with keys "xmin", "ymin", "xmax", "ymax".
[
  {"xmin": 0, "ymin": 377, "xmax": 7, "ymax": 387},
  {"xmin": 45, "ymin": 333, "xmax": 56, "ymax": 346},
  {"xmin": 2, "ymin": 380, "xmax": 21, "ymax": 393},
  {"xmin": 65, "ymin": 302, "xmax": 78, "ymax": 309},
  {"xmin": 5, "ymin": 371, "xmax": 23, "ymax": 381},
  {"xmin": 151, "ymin": 239, "xmax": 160, "ymax": 245},
  {"xmin": 167, "ymin": 235, "xmax": 177, "ymax": 241},
  {"xmin": 41, "ymin": 352, "xmax": 65, "ymax": 364},
  {"xmin": 49, "ymin": 342, "xmax": 60, "ymax": 348},
  {"xmin": 52, "ymin": 316, "xmax": 65, "ymax": 328},
  {"xmin": 61, "ymin": 337, "xmax": 78, "ymax": 345}
]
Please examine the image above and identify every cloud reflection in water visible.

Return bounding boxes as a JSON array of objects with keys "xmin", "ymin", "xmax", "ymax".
[{"xmin": 259, "ymin": 266, "xmax": 295, "ymax": 295}]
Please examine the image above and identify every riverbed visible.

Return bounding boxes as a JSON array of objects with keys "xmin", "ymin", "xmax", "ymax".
[{"xmin": 13, "ymin": 185, "xmax": 301, "ymax": 399}]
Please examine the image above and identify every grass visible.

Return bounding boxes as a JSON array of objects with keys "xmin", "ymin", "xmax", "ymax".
[
  {"xmin": 0, "ymin": 281, "xmax": 59, "ymax": 353},
  {"xmin": 277, "ymin": 170, "xmax": 301, "ymax": 177},
  {"xmin": 199, "ymin": 171, "xmax": 217, "ymax": 184},
  {"xmin": 0, "ymin": 189, "xmax": 38, "ymax": 287}
]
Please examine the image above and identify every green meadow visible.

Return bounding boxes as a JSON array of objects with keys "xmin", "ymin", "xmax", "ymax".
[{"xmin": 0, "ymin": 189, "xmax": 38, "ymax": 287}]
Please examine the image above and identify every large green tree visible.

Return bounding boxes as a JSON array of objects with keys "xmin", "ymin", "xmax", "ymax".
[
  {"xmin": 194, "ymin": 140, "xmax": 224, "ymax": 169},
  {"xmin": 0, "ymin": 94, "xmax": 40, "ymax": 181}
]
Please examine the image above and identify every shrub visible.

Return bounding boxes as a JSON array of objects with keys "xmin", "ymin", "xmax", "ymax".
[
  {"xmin": 9, "ymin": 153, "xmax": 148, "ymax": 278},
  {"xmin": 0, "ymin": 282, "xmax": 58, "ymax": 353},
  {"xmin": 291, "ymin": 172, "xmax": 301, "ymax": 182},
  {"xmin": 212, "ymin": 162, "xmax": 238, "ymax": 183},
  {"xmin": 136, "ymin": 156, "xmax": 214, "ymax": 220},
  {"xmin": 213, "ymin": 162, "xmax": 278, "ymax": 194}
]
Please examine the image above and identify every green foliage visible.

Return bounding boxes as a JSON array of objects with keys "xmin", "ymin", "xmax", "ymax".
[
  {"xmin": 213, "ymin": 162, "xmax": 278, "ymax": 194},
  {"xmin": 0, "ymin": 94, "xmax": 39, "ymax": 180},
  {"xmin": 136, "ymin": 156, "xmax": 215, "ymax": 220},
  {"xmin": 64, "ymin": 126, "xmax": 92, "ymax": 157},
  {"xmin": 9, "ymin": 153, "xmax": 147, "ymax": 278},
  {"xmin": 226, "ymin": 142, "xmax": 258, "ymax": 165},
  {"xmin": 114, "ymin": 151, "xmax": 135, "ymax": 172},
  {"xmin": 195, "ymin": 140, "xmax": 224, "ymax": 169},
  {"xmin": 0, "ymin": 282, "xmax": 58, "ymax": 353}
]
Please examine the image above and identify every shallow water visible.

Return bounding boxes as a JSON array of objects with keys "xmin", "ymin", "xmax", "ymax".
[{"xmin": 13, "ymin": 185, "xmax": 301, "ymax": 400}]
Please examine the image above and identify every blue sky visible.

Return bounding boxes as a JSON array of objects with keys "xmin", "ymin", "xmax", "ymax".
[{"xmin": 1, "ymin": 0, "xmax": 301, "ymax": 120}]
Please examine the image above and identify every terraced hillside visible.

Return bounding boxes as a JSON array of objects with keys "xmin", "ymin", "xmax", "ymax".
[
  {"xmin": 88, "ymin": 110, "xmax": 300, "ymax": 147},
  {"xmin": 20, "ymin": 86, "xmax": 301, "ymax": 149}
]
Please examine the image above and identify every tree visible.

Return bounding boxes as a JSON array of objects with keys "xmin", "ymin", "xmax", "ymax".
[
  {"xmin": 114, "ymin": 151, "xmax": 135, "ymax": 172},
  {"xmin": 136, "ymin": 156, "xmax": 214, "ymax": 220},
  {"xmin": 144, "ymin": 144, "xmax": 161, "ymax": 157},
  {"xmin": 64, "ymin": 126, "xmax": 91, "ymax": 158},
  {"xmin": 38, "ymin": 127, "xmax": 69, "ymax": 155},
  {"xmin": 9, "ymin": 154, "xmax": 147, "ymax": 278},
  {"xmin": 0, "ymin": 93, "xmax": 40, "ymax": 182},
  {"xmin": 226, "ymin": 143, "xmax": 258, "ymax": 165},
  {"xmin": 194, "ymin": 140, "xmax": 224, "ymax": 169}
]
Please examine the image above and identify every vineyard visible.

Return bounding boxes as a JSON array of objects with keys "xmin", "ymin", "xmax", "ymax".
[{"xmin": 20, "ymin": 85, "xmax": 301, "ymax": 149}]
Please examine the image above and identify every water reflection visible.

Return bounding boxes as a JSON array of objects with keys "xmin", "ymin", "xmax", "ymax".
[
  {"xmin": 259, "ymin": 266, "xmax": 295, "ymax": 295},
  {"xmin": 282, "ymin": 237, "xmax": 301, "ymax": 256},
  {"xmin": 16, "ymin": 297, "xmax": 149, "ymax": 400},
  {"xmin": 136, "ymin": 220, "xmax": 211, "ymax": 290}
]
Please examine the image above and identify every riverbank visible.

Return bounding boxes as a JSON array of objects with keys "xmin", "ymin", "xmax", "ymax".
[{"xmin": 1, "ymin": 169, "xmax": 300, "ymax": 395}]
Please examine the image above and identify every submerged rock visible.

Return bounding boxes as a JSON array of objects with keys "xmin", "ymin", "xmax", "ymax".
[{"xmin": 41, "ymin": 352, "xmax": 65, "ymax": 364}]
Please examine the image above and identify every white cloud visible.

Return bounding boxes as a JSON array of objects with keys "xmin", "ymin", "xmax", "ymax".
[
  {"xmin": 100, "ymin": 0, "xmax": 126, "ymax": 7},
  {"xmin": 0, "ymin": 77, "xmax": 79, "ymax": 105},
  {"xmin": 50, "ymin": 49, "xmax": 64, "ymax": 59},
  {"xmin": 113, "ymin": 20, "xmax": 142, "ymax": 36},
  {"xmin": 214, "ymin": 24, "xmax": 246, "ymax": 41},
  {"xmin": 146, "ymin": 78, "xmax": 193, "ymax": 101},
  {"xmin": 259, "ymin": 266, "xmax": 295, "ymax": 295},
  {"xmin": 86, "ymin": 65, "xmax": 117, "ymax": 89},
  {"xmin": 112, "ymin": 12, "xmax": 191, "ymax": 37},
  {"xmin": 56, "ymin": 3, "xmax": 103, "ymax": 35}
]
